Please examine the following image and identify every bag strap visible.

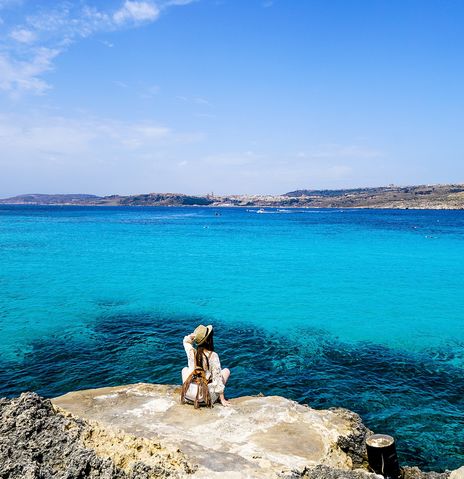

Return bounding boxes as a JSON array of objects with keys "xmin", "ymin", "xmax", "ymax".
[{"xmin": 180, "ymin": 367, "xmax": 213, "ymax": 409}]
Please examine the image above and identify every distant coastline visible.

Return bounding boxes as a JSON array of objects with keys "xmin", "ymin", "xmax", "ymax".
[{"xmin": 1, "ymin": 184, "xmax": 464, "ymax": 209}]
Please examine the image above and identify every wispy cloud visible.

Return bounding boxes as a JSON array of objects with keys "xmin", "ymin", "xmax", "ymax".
[
  {"xmin": 173, "ymin": 143, "xmax": 387, "ymax": 195},
  {"xmin": 113, "ymin": 1, "xmax": 160, "ymax": 25},
  {"xmin": 0, "ymin": 111, "xmax": 205, "ymax": 196},
  {"xmin": 109, "ymin": 80, "xmax": 160, "ymax": 98},
  {"xmin": 0, "ymin": 1, "xmax": 195, "ymax": 96},
  {"xmin": 121, "ymin": 124, "xmax": 171, "ymax": 148},
  {"xmin": 0, "ymin": 108, "xmax": 389, "ymax": 196},
  {"xmin": 163, "ymin": 0, "xmax": 197, "ymax": 6},
  {"xmin": 113, "ymin": 80, "xmax": 129, "ymax": 88},
  {"xmin": 0, "ymin": 112, "xmax": 202, "ymax": 159},
  {"xmin": 9, "ymin": 28, "xmax": 37, "ymax": 43},
  {"xmin": 177, "ymin": 95, "xmax": 211, "ymax": 105},
  {"xmin": 0, "ymin": 47, "xmax": 60, "ymax": 95}
]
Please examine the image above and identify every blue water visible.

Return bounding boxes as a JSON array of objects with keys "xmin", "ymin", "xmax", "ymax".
[{"xmin": 1, "ymin": 205, "xmax": 463, "ymax": 471}]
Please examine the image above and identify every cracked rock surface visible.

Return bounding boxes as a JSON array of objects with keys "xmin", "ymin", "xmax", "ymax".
[
  {"xmin": 0, "ymin": 384, "xmax": 457, "ymax": 479},
  {"xmin": 52, "ymin": 383, "xmax": 375, "ymax": 478}
]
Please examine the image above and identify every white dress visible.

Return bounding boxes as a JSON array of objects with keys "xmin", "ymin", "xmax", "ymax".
[{"xmin": 183, "ymin": 336, "xmax": 225, "ymax": 404}]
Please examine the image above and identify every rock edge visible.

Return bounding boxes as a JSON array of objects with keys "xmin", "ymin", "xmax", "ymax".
[{"xmin": 0, "ymin": 385, "xmax": 457, "ymax": 479}]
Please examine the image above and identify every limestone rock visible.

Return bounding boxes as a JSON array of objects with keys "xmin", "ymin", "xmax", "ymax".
[
  {"xmin": 1, "ymin": 384, "xmax": 457, "ymax": 479},
  {"xmin": 402, "ymin": 466, "xmax": 450, "ymax": 478},
  {"xmin": 51, "ymin": 383, "xmax": 376, "ymax": 478},
  {"xmin": 0, "ymin": 392, "xmax": 191, "ymax": 479},
  {"xmin": 331, "ymin": 407, "xmax": 371, "ymax": 468},
  {"xmin": 450, "ymin": 466, "xmax": 464, "ymax": 479},
  {"xmin": 276, "ymin": 465, "xmax": 382, "ymax": 478}
]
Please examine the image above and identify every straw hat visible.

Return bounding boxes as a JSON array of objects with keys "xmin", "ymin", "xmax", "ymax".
[{"xmin": 194, "ymin": 324, "xmax": 213, "ymax": 345}]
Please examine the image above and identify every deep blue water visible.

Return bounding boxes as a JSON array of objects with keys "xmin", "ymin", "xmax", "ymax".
[{"xmin": 1, "ymin": 205, "xmax": 463, "ymax": 471}]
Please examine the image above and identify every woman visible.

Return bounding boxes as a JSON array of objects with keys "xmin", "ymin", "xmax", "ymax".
[{"xmin": 182, "ymin": 324, "xmax": 231, "ymax": 407}]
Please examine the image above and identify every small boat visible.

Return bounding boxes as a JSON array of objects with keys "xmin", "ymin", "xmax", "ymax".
[{"xmin": 256, "ymin": 208, "xmax": 265, "ymax": 214}]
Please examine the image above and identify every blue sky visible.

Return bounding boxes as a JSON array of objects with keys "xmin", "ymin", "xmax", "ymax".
[{"xmin": 1, "ymin": 0, "xmax": 463, "ymax": 196}]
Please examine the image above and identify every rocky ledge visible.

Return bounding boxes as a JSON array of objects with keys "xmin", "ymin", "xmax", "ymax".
[{"xmin": 0, "ymin": 383, "xmax": 461, "ymax": 479}]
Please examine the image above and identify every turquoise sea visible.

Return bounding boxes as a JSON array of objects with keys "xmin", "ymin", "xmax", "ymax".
[{"xmin": 1, "ymin": 205, "xmax": 463, "ymax": 471}]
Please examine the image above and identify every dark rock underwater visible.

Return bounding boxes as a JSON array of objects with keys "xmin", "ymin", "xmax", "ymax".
[{"xmin": 0, "ymin": 312, "xmax": 463, "ymax": 472}]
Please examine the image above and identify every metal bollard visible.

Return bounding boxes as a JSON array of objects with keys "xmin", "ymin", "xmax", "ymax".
[{"xmin": 365, "ymin": 434, "xmax": 402, "ymax": 479}]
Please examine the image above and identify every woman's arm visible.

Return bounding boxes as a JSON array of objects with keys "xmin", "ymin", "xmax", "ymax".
[{"xmin": 183, "ymin": 333, "xmax": 195, "ymax": 369}]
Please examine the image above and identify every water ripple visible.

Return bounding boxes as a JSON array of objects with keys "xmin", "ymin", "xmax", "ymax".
[{"xmin": 0, "ymin": 311, "xmax": 462, "ymax": 471}]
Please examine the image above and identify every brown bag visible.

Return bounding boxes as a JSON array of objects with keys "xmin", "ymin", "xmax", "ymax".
[{"xmin": 180, "ymin": 366, "xmax": 213, "ymax": 409}]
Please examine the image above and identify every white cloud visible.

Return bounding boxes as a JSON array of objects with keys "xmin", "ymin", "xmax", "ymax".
[
  {"xmin": 0, "ymin": 47, "xmax": 60, "ymax": 94},
  {"xmin": 0, "ymin": 121, "xmax": 96, "ymax": 155},
  {"xmin": 0, "ymin": 109, "xmax": 393, "ymax": 196},
  {"xmin": 26, "ymin": 5, "xmax": 78, "ymax": 36},
  {"xmin": 193, "ymin": 97, "xmax": 210, "ymax": 105},
  {"xmin": 135, "ymin": 125, "xmax": 171, "ymax": 138},
  {"xmin": 194, "ymin": 112, "xmax": 216, "ymax": 119},
  {"xmin": 9, "ymin": 28, "xmax": 36, "ymax": 43},
  {"xmin": 0, "ymin": 0, "xmax": 194, "ymax": 96},
  {"xmin": 113, "ymin": 80, "xmax": 129, "ymax": 88},
  {"xmin": 0, "ymin": 113, "xmax": 201, "ymax": 161},
  {"xmin": 177, "ymin": 95, "xmax": 212, "ymax": 105},
  {"xmin": 169, "ymin": 144, "xmax": 388, "ymax": 195},
  {"xmin": 0, "ymin": 111, "xmax": 206, "ymax": 196},
  {"xmin": 113, "ymin": 1, "xmax": 160, "ymax": 24},
  {"xmin": 121, "ymin": 124, "xmax": 171, "ymax": 148},
  {"xmin": 163, "ymin": 0, "xmax": 197, "ymax": 6}
]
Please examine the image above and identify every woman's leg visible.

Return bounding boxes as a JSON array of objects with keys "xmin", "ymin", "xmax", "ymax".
[
  {"xmin": 222, "ymin": 368, "xmax": 230, "ymax": 385},
  {"xmin": 219, "ymin": 369, "xmax": 231, "ymax": 406},
  {"xmin": 182, "ymin": 367, "xmax": 189, "ymax": 383}
]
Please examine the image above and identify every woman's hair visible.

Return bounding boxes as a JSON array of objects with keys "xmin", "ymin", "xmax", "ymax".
[{"xmin": 195, "ymin": 330, "xmax": 215, "ymax": 371}]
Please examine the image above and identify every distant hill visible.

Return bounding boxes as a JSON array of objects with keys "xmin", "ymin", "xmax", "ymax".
[
  {"xmin": 0, "ymin": 193, "xmax": 213, "ymax": 207},
  {"xmin": 0, "ymin": 194, "xmax": 102, "ymax": 205},
  {"xmin": 118, "ymin": 193, "xmax": 213, "ymax": 206},
  {"xmin": 284, "ymin": 187, "xmax": 381, "ymax": 197},
  {"xmin": 1, "ymin": 184, "xmax": 464, "ymax": 209},
  {"xmin": 282, "ymin": 184, "xmax": 464, "ymax": 209}
]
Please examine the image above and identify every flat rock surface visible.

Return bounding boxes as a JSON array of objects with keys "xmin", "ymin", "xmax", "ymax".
[{"xmin": 52, "ymin": 383, "xmax": 369, "ymax": 478}]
